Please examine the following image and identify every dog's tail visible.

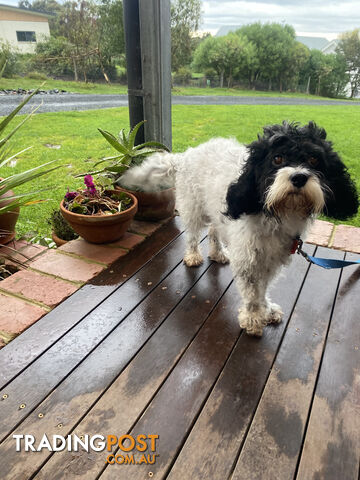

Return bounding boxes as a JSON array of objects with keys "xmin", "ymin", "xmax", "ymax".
[{"xmin": 119, "ymin": 151, "xmax": 176, "ymax": 192}]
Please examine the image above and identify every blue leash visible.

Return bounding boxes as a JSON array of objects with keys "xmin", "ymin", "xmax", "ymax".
[{"xmin": 295, "ymin": 237, "xmax": 360, "ymax": 270}]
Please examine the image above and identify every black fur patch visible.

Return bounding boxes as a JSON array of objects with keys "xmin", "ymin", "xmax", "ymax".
[{"xmin": 225, "ymin": 121, "xmax": 359, "ymax": 220}]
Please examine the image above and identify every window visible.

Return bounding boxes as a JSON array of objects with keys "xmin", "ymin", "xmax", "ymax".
[{"xmin": 16, "ymin": 31, "xmax": 36, "ymax": 42}]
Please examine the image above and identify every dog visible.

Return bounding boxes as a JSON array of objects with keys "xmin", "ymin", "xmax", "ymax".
[{"xmin": 120, "ymin": 121, "xmax": 359, "ymax": 336}]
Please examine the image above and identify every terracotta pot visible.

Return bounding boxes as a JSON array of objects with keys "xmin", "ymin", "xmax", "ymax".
[
  {"xmin": 116, "ymin": 186, "xmax": 175, "ymax": 221},
  {"xmin": 0, "ymin": 180, "xmax": 20, "ymax": 245},
  {"xmin": 51, "ymin": 231, "xmax": 68, "ymax": 247},
  {"xmin": 60, "ymin": 192, "xmax": 138, "ymax": 244}
]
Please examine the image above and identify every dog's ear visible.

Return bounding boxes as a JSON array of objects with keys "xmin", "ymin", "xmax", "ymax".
[
  {"xmin": 225, "ymin": 166, "xmax": 263, "ymax": 219},
  {"xmin": 324, "ymin": 151, "xmax": 359, "ymax": 220}
]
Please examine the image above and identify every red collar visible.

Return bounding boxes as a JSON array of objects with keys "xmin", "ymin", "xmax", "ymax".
[{"xmin": 291, "ymin": 237, "xmax": 302, "ymax": 254}]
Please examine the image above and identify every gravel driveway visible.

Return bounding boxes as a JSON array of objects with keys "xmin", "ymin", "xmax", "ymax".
[{"xmin": 1, "ymin": 93, "xmax": 359, "ymax": 115}]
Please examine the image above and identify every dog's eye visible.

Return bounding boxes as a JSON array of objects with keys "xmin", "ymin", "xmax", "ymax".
[
  {"xmin": 273, "ymin": 155, "xmax": 285, "ymax": 166},
  {"xmin": 308, "ymin": 157, "xmax": 318, "ymax": 167}
]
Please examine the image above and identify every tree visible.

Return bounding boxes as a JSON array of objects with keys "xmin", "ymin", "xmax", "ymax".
[
  {"xmin": 336, "ymin": 29, "xmax": 360, "ymax": 98},
  {"xmin": 97, "ymin": 0, "xmax": 125, "ymax": 64},
  {"xmin": 171, "ymin": 0, "xmax": 201, "ymax": 72},
  {"xmin": 193, "ymin": 33, "xmax": 257, "ymax": 88},
  {"xmin": 236, "ymin": 22, "xmax": 302, "ymax": 91},
  {"xmin": 54, "ymin": 1, "xmax": 99, "ymax": 82}
]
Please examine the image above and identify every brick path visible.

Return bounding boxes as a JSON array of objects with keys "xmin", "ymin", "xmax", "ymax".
[{"xmin": 0, "ymin": 218, "xmax": 359, "ymax": 348}]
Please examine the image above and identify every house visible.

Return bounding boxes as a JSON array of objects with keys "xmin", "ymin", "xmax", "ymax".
[
  {"xmin": 216, "ymin": 26, "xmax": 339, "ymax": 55},
  {"xmin": 0, "ymin": 3, "xmax": 51, "ymax": 53}
]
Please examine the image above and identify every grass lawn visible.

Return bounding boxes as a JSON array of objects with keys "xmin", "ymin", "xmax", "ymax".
[
  {"xmin": 0, "ymin": 77, "xmax": 128, "ymax": 95},
  {"xmin": 1, "ymin": 104, "xmax": 360, "ymax": 238},
  {"xmin": 1, "ymin": 76, "xmax": 355, "ymax": 101}
]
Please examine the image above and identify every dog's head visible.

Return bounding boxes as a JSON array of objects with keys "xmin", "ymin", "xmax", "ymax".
[{"xmin": 225, "ymin": 121, "xmax": 359, "ymax": 221}]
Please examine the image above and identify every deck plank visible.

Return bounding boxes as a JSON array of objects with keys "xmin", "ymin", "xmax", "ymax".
[
  {"xmin": 0, "ymin": 218, "xmax": 182, "ymax": 389},
  {"xmin": 97, "ymin": 281, "xmax": 241, "ymax": 480},
  {"xmin": 231, "ymin": 247, "xmax": 344, "ymax": 480},
  {"xmin": 15, "ymin": 264, "xmax": 233, "ymax": 480},
  {"xmin": 0, "ymin": 228, "xmax": 194, "ymax": 441},
  {"xmin": 166, "ymin": 246, "xmax": 314, "ymax": 480},
  {"xmin": 296, "ymin": 253, "xmax": 360, "ymax": 480}
]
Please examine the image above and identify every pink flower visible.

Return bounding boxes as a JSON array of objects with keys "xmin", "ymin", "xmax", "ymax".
[
  {"xmin": 84, "ymin": 175, "xmax": 97, "ymax": 195},
  {"xmin": 65, "ymin": 189, "xmax": 77, "ymax": 201}
]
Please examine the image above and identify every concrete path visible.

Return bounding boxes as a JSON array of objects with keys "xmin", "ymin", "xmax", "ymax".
[{"xmin": 1, "ymin": 93, "xmax": 360, "ymax": 115}]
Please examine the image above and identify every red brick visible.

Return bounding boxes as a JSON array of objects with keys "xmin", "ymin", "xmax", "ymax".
[
  {"xmin": 0, "ymin": 241, "xmax": 46, "ymax": 263},
  {"xmin": 305, "ymin": 220, "xmax": 334, "ymax": 247},
  {"xmin": 0, "ymin": 270, "xmax": 78, "ymax": 308},
  {"xmin": 332, "ymin": 225, "xmax": 360, "ymax": 253},
  {"xmin": 59, "ymin": 238, "xmax": 127, "ymax": 265},
  {"xmin": 108, "ymin": 232, "xmax": 145, "ymax": 250},
  {"xmin": 29, "ymin": 250, "xmax": 105, "ymax": 283},
  {"xmin": 18, "ymin": 243, "xmax": 47, "ymax": 260},
  {"xmin": 0, "ymin": 293, "xmax": 47, "ymax": 334},
  {"xmin": 128, "ymin": 219, "xmax": 162, "ymax": 236}
]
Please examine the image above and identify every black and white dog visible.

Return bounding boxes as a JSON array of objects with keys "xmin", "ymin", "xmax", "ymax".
[{"xmin": 121, "ymin": 121, "xmax": 358, "ymax": 336}]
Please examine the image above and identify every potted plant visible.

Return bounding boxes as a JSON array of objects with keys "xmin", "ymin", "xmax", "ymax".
[
  {"xmin": 0, "ymin": 87, "xmax": 62, "ymax": 244},
  {"xmin": 60, "ymin": 174, "xmax": 138, "ymax": 244},
  {"xmin": 48, "ymin": 209, "xmax": 79, "ymax": 247},
  {"xmin": 95, "ymin": 121, "xmax": 175, "ymax": 220}
]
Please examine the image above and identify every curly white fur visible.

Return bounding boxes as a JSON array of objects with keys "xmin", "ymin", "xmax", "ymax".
[{"xmin": 121, "ymin": 138, "xmax": 317, "ymax": 337}]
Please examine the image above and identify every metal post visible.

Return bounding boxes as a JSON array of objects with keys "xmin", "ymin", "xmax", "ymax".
[
  {"xmin": 123, "ymin": 0, "xmax": 145, "ymax": 144},
  {"xmin": 139, "ymin": 0, "xmax": 172, "ymax": 150},
  {"xmin": 123, "ymin": 0, "xmax": 172, "ymax": 150}
]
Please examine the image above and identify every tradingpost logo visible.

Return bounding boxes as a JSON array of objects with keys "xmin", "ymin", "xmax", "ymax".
[{"xmin": 13, "ymin": 434, "xmax": 159, "ymax": 465}]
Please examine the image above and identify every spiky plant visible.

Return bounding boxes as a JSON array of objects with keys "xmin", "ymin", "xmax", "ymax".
[
  {"xmin": 0, "ymin": 86, "xmax": 62, "ymax": 215},
  {"xmin": 95, "ymin": 120, "xmax": 169, "ymax": 176}
]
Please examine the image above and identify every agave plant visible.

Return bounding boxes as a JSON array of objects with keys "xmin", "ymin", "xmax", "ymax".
[
  {"xmin": 0, "ymin": 86, "xmax": 62, "ymax": 215},
  {"xmin": 95, "ymin": 120, "xmax": 169, "ymax": 177}
]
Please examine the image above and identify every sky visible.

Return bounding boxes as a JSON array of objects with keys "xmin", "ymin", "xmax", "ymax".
[
  {"xmin": 4, "ymin": 0, "xmax": 358, "ymax": 40},
  {"xmin": 201, "ymin": 0, "xmax": 359, "ymax": 39}
]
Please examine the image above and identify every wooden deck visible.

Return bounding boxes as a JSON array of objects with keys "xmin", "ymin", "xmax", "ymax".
[{"xmin": 0, "ymin": 217, "xmax": 359, "ymax": 480}]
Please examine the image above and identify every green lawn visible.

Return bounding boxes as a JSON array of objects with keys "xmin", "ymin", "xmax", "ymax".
[
  {"xmin": 1, "ymin": 104, "xmax": 360, "ymax": 238},
  {"xmin": 0, "ymin": 77, "xmax": 128, "ymax": 95},
  {"xmin": 1, "ymin": 76, "xmax": 355, "ymax": 101}
]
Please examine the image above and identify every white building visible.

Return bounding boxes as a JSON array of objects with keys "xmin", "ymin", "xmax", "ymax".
[{"xmin": 0, "ymin": 3, "xmax": 51, "ymax": 53}]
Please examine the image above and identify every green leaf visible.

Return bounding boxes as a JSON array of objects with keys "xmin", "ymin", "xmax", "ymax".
[
  {"xmin": 104, "ymin": 165, "xmax": 129, "ymax": 174},
  {"xmin": 0, "ymin": 102, "xmax": 42, "ymax": 150},
  {"xmin": 98, "ymin": 128, "xmax": 129, "ymax": 154},
  {"xmin": 133, "ymin": 141, "xmax": 169, "ymax": 152},
  {"xmin": 119, "ymin": 128, "xmax": 129, "ymax": 149},
  {"xmin": 128, "ymin": 120, "xmax": 146, "ymax": 148},
  {"xmin": 131, "ymin": 147, "xmax": 164, "ymax": 158},
  {"xmin": 0, "ymin": 83, "xmax": 44, "ymax": 136},
  {"xmin": 0, "ymin": 147, "xmax": 32, "ymax": 169},
  {"xmin": 0, "ymin": 160, "xmax": 62, "ymax": 196}
]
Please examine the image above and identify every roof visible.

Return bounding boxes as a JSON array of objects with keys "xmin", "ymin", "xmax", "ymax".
[
  {"xmin": 295, "ymin": 36, "xmax": 330, "ymax": 50},
  {"xmin": 0, "ymin": 3, "xmax": 53, "ymax": 18},
  {"xmin": 216, "ymin": 25, "xmax": 240, "ymax": 37}
]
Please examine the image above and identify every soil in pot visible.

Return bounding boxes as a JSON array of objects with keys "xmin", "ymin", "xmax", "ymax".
[{"xmin": 60, "ymin": 191, "xmax": 138, "ymax": 244}]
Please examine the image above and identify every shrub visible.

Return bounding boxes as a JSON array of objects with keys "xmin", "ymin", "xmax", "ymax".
[
  {"xmin": 25, "ymin": 71, "xmax": 48, "ymax": 81},
  {"xmin": 0, "ymin": 41, "xmax": 19, "ymax": 78},
  {"xmin": 48, "ymin": 209, "xmax": 78, "ymax": 241}
]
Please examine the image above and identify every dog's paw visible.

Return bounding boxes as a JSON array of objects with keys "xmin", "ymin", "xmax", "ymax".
[
  {"xmin": 184, "ymin": 252, "xmax": 203, "ymax": 267},
  {"xmin": 208, "ymin": 250, "xmax": 229, "ymax": 264},
  {"xmin": 238, "ymin": 308, "xmax": 264, "ymax": 337},
  {"xmin": 267, "ymin": 303, "xmax": 284, "ymax": 325}
]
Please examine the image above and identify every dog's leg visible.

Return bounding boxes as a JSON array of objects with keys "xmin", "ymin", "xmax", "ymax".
[
  {"xmin": 235, "ymin": 275, "xmax": 269, "ymax": 336},
  {"xmin": 208, "ymin": 225, "xmax": 229, "ymax": 264},
  {"xmin": 233, "ymin": 264, "xmax": 283, "ymax": 336},
  {"xmin": 183, "ymin": 225, "xmax": 203, "ymax": 267}
]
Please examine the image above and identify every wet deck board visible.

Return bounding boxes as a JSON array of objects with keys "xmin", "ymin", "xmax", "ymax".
[{"xmin": 0, "ymin": 218, "xmax": 358, "ymax": 480}]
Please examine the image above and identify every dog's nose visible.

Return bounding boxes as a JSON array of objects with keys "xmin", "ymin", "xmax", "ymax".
[{"xmin": 291, "ymin": 173, "xmax": 309, "ymax": 188}]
